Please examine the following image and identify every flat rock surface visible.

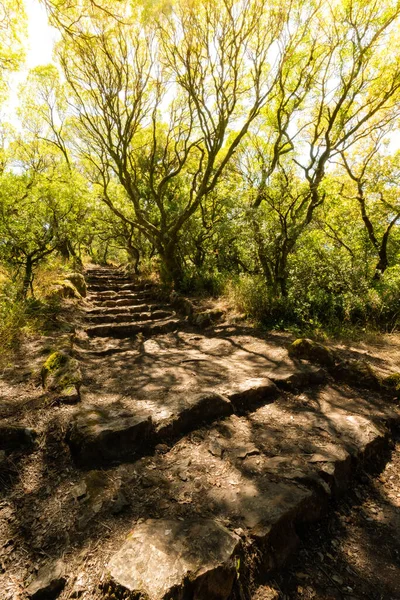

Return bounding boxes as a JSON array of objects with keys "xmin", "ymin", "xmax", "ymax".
[
  {"xmin": 107, "ymin": 519, "xmax": 240, "ymax": 600},
  {"xmin": 77, "ymin": 328, "xmax": 324, "ymax": 409}
]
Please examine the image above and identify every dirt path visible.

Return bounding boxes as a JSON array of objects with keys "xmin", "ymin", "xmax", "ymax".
[{"xmin": 1, "ymin": 267, "xmax": 399, "ymax": 600}]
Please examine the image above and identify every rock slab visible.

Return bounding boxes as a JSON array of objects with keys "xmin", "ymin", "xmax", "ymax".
[
  {"xmin": 67, "ymin": 405, "xmax": 154, "ymax": 466},
  {"xmin": 107, "ymin": 519, "xmax": 240, "ymax": 600}
]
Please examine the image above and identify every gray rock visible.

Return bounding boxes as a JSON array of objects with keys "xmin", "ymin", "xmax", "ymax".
[
  {"xmin": 156, "ymin": 393, "xmax": 233, "ymax": 439},
  {"xmin": 107, "ymin": 519, "xmax": 240, "ymax": 600},
  {"xmin": 67, "ymin": 404, "xmax": 154, "ymax": 466},
  {"xmin": 26, "ymin": 560, "xmax": 66, "ymax": 600},
  {"xmin": 269, "ymin": 365, "xmax": 327, "ymax": 390},
  {"xmin": 224, "ymin": 377, "xmax": 279, "ymax": 412}
]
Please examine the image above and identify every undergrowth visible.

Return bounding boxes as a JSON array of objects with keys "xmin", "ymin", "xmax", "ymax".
[
  {"xmin": 219, "ymin": 272, "xmax": 399, "ymax": 341},
  {"xmin": 0, "ymin": 259, "xmax": 77, "ymax": 366}
]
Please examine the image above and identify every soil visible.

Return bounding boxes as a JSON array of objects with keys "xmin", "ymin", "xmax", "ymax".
[{"xmin": 1, "ymin": 269, "xmax": 400, "ymax": 600}]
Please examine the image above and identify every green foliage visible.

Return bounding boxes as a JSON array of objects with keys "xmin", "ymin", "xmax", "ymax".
[{"xmin": 3, "ymin": 0, "xmax": 400, "ymax": 337}]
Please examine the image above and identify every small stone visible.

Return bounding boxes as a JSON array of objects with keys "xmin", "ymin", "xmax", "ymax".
[
  {"xmin": 235, "ymin": 446, "xmax": 260, "ymax": 460},
  {"xmin": 111, "ymin": 491, "xmax": 129, "ymax": 514},
  {"xmin": 209, "ymin": 440, "xmax": 224, "ymax": 458},
  {"xmin": 72, "ymin": 481, "xmax": 87, "ymax": 500},
  {"xmin": 155, "ymin": 444, "xmax": 169, "ymax": 454},
  {"xmin": 26, "ymin": 560, "xmax": 66, "ymax": 600},
  {"xmin": 57, "ymin": 385, "xmax": 80, "ymax": 405}
]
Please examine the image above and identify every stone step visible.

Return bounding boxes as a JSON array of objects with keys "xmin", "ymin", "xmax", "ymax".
[
  {"xmin": 85, "ymin": 271, "xmax": 130, "ymax": 278},
  {"xmin": 96, "ymin": 297, "xmax": 153, "ymax": 309},
  {"xmin": 84, "ymin": 317, "xmax": 180, "ymax": 338},
  {"xmin": 87, "ymin": 288, "xmax": 148, "ymax": 300},
  {"xmin": 85, "ymin": 303, "xmax": 152, "ymax": 315},
  {"xmin": 86, "ymin": 275, "xmax": 131, "ymax": 284},
  {"xmin": 67, "ymin": 392, "xmax": 233, "ymax": 466},
  {"xmin": 88, "ymin": 310, "xmax": 174, "ymax": 325},
  {"xmin": 87, "ymin": 282, "xmax": 152, "ymax": 293},
  {"xmin": 66, "ymin": 373, "xmax": 327, "ymax": 468},
  {"xmin": 87, "ymin": 291, "xmax": 151, "ymax": 304},
  {"xmin": 106, "ymin": 519, "xmax": 241, "ymax": 600},
  {"xmin": 102, "ymin": 383, "xmax": 399, "ymax": 600},
  {"xmin": 85, "ymin": 270, "xmax": 125, "ymax": 278}
]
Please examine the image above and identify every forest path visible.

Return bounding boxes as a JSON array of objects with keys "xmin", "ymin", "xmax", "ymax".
[{"xmin": 1, "ymin": 266, "xmax": 400, "ymax": 600}]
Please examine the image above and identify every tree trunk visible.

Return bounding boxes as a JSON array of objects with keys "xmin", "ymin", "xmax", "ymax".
[
  {"xmin": 127, "ymin": 244, "xmax": 140, "ymax": 275},
  {"xmin": 159, "ymin": 241, "xmax": 184, "ymax": 288},
  {"xmin": 21, "ymin": 256, "xmax": 33, "ymax": 299}
]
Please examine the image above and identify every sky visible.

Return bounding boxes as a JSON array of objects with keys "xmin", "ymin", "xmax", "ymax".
[
  {"xmin": 4, "ymin": 0, "xmax": 58, "ymax": 121},
  {"xmin": 24, "ymin": 0, "xmax": 59, "ymax": 68}
]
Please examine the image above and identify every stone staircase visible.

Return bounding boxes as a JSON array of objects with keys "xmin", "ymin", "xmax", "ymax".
[
  {"xmin": 24, "ymin": 266, "xmax": 399, "ymax": 600},
  {"xmin": 83, "ymin": 267, "xmax": 179, "ymax": 338}
]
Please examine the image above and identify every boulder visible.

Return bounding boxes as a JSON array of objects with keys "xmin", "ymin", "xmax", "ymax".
[
  {"xmin": 106, "ymin": 519, "xmax": 241, "ymax": 600},
  {"xmin": 65, "ymin": 272, "xmax": 87, "ymax": 297},
  {"xmin": 41, "ymin": 351, "xmax": 82, "ymax": 404},
  {"xmin": 288, "ymin": 338, "xmax": 336, "ymax": 368},
  {"xmin": 47, "ymin": 280, "xmax": 81, "ymax": 300},
  {"xmin": 67, "ymin": 404, "xmax": 154, "ymax": 466}
]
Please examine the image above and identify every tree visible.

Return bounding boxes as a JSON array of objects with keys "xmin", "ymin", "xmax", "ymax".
[
  {"xmin": 56, "ymin": 0, "xmax": 291, "ymax": 285},
  {"xmin": 0, "ymin": 0, "xmax": 26, "ymax": 98},
  {"xmin": 237, "ymin": 0, "xmax": 400, "ymax": 296},
  {"xmin": 19, "ymin": 65, "xmax": 71, "ymax": 168},
  {"xmin": 0, "ymin": 138, "xmax": 88, "ymax": 297},
  {"xmin": 340, "ymin": 139, "xmax": 400, "ymax": 279}
]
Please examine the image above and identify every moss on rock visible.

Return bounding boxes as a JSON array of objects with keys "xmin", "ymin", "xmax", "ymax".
[
  {"xmin": 41, "ymin": 351, "xmax": 69, "ymax": 384},
  {"xmin": 65, "ymin": 272, "xmax": 87, "ymax": 297},
  {"xmin": 41, "ymin": 350, "xmax": 82, "ymax": 404},
  {"xmin": 288, "ymin": 338, "xmax": 336, "ymax": 367},
  {"xmin": 47, "ymin": 280, "xmax": 82, "ymax": 301}
]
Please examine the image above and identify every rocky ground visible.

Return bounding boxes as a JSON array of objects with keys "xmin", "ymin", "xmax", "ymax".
[{"xmin": 1, "ymin": 267, "xmax": 399, "ymax": 600}]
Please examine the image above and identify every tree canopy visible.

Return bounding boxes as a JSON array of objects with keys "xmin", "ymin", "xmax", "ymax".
[{"xmin": 1, "ymin": 0, "xmax": 400, "ymax": 327}]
